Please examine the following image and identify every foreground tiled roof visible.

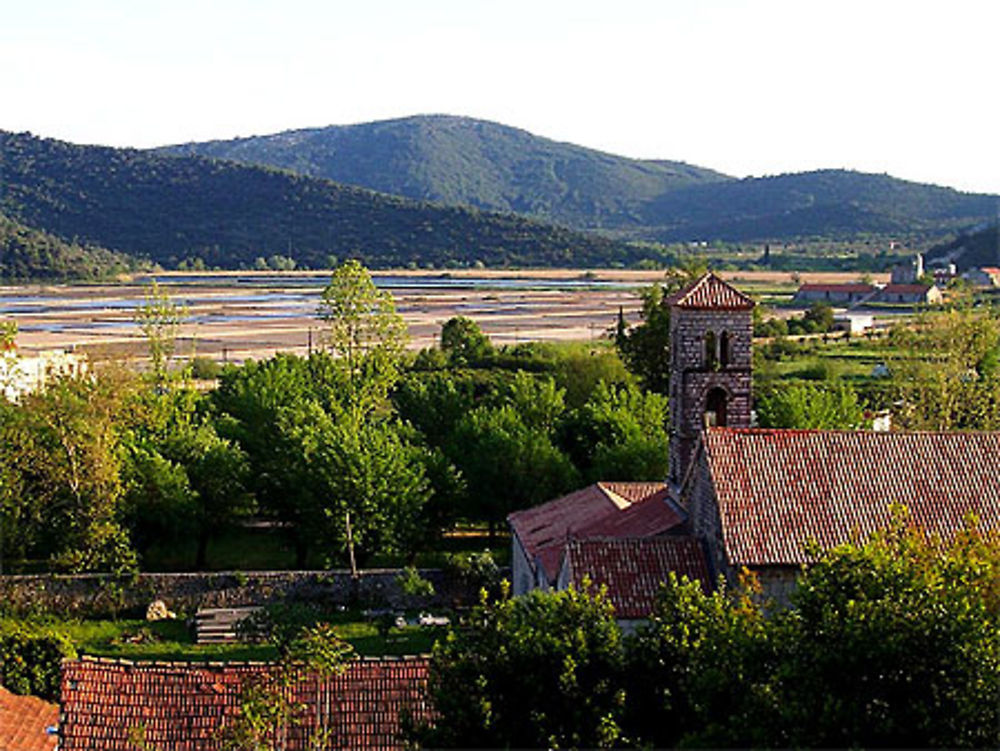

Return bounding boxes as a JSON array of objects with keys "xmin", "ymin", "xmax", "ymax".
[
  {"xmin": 60, "ymin": 655, "xmax": 431, "ymax": 750},
  {"xmin": 0, "ymin": 687, "xmax": 57, "ymax": 751},
  {"xmin": 508, "ymin": 482, "xmax": 685, "ymax": 582},
  {"xmin": 563, "ymin": 537, "xmax": 711, "ymax": 619},
  {"xmin": 666, "ymin": 272, "xmax": 755, "ymax": 310},
  {"xmin": 702, "ymin": 428, "xmax": 1000, "ymax": 566}
]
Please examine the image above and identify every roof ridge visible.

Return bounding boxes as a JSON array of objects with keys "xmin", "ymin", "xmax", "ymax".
[
  {"xmin": 73, "ymin": 653, "xmax": 431, "ymax": 667},
  {"xmin": 667, "ymin": 272, "xmax": 755, "ymax": 310}
]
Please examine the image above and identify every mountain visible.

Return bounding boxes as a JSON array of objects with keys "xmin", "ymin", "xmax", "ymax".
[
  {"xmin": 160, "ymin": 116, "xmax": 998, "ymax": 243},
  {"xmin": 639, "ymin": 170, "xmax": 999, "ymax": 242},
  {"xmin": 0, "ymin": 212, "xmax": 133, "ymax": 280},
  {"xmin": 159, "ymin": 115, "xmax": 730, "ymax": 230},
  {"xmin": 0, "ymin": 130, "xmax": 638, "ymax": 271},
  {"xmin": 926, "ymin": 224, "xmax": 1000, "ymax": 271}
]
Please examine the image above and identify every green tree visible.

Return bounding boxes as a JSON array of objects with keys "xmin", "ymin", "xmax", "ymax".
[
  {"xmin": 415, "ymin": 584, "xmax": 626, "ymax": 749},
  {"xmin": 317, "ymin": 260, "xmax": 408, "ymax": 421},
  {"xmin": 558, "ymin": 382, "xmax": 669, "ymax": 482},
  {"xmin": 756, "ymin": 382, "xmax": 868, "ymax": 429},
  {"xmin": 134, "ymin": 281, "xmax": 186, "ymax": 384},
  {"xmin": 440, "ymin": 316, "xmax": 492, "ymax": 365},
  {"xmin": 773, "ymin": 513, "xmax": 1000, "ymax": 748}
]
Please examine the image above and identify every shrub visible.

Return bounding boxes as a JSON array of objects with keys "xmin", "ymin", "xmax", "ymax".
[{"xmin": 0, "ymin": 624, "xmax": 76, "ymax": 700}]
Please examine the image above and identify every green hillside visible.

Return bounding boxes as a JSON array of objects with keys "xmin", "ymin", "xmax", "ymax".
[
  {"xmin": 0, "ymin": 212, "xmax": 133, "ymax": 280},
  {"xmin": 926, "ymin": 224, "xmax": 1000, "ymax": 271},
  {"xmin": 159, "ymin": 115, "xmax": 730, "ymax": 230},
  {"xmin": 639, "ymin": 170, "xmax": 998, "ymax": 242},
  {"xmin": 0, "ymin": 130, "xmax": 637, "ymax": 270},
  {"xmin": 161, "ymin": 117, "xmax": 997, "ymax": 243}
]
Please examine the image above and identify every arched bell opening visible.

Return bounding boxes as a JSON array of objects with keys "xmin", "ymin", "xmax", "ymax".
[{"xmin": 704, "ymin": 386, "xmax": 729, "ymax": 427}]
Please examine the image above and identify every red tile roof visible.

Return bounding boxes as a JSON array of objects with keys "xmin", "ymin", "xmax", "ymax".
[
  {"xmin": 563, "ymin": 537, "xmax": 711, "ymax": 618},
  {"xmin": 60, "ymin": 656, "xmax": 431, "ymax": 750},
  {"xmin": 666, "ymin": 272, "xmax": 755, "ymax": 310},
  {"xmin": 0, "ymin": 687, "xmax": 58, "ymax": 751},
  {"xmin": 702, "ymin": 428, "xmax": 1000, "ymax": 566},
  {"xmin": 508, "ymin": 482, "xmax": 685, "ymax": 582}
]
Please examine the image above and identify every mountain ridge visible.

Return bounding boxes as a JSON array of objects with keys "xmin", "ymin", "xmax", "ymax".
[{"xmin": 158, "ymin": 115, "xmax": 998, "ymax": 243}]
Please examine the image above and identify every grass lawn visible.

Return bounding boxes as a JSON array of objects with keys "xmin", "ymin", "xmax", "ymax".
[{"xmin": 2, "ymin": 610, "xmax": 445, "ymax": 662}]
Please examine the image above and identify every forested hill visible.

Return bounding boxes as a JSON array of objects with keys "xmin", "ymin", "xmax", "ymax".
[
  {"xmin": 0, "ymin": 130, "xmax": 637, "ymax": 271},
  {"xmin": 159, "ymin": 115, "xmax": 998, "ymax": 242},
  {"xmin": 158, "ymin": 115, "xmax": 730, "ymax": 230},
  {"xmin": 0, "ymin": 212, "xmax": 133, "ymax": 280},
  {"xmin": 638, "ymin": 170, "xmax": 999, "ymax": 242},
  {"xmin": 926, "ymin": 223, "xmax": 1000, "ymax": 271}
]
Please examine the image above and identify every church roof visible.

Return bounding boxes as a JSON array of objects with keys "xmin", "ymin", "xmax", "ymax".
[
  {"xmin": 666, "ymin": 272, "xmax": 755, "ymax": 310},
  {"xmin": 562, "ymin": 537, "xmax": 711, "ymax": 619},
  {"xmin": 700, "ymin": 428, "xmax": 1000, "ymax": 566},
  {"xmin": 508, "ymin": 482, "xmax": 685, "ymax": 583}
]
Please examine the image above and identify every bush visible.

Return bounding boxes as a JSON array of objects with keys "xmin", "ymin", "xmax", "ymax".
[{"xmin": 0, "ymin": 624, "xmax": 76, "ymax": 700}]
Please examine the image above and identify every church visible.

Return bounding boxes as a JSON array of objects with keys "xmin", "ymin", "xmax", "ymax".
[{"xmin": 509, "ymin": 272, "xmax": 1000, "ymax": 606}]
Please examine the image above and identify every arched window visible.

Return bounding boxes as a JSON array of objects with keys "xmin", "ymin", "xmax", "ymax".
[
  {"xmin": 704, "ymin": 331, "xmax": 717, "ymax": 369},
  {"xmin": 705, "ymin": 387, "xmax": 728, "ymax": 427},
  {"xmin": 720, "ymin": 331, "xmax": 731, "ymax": 367}
]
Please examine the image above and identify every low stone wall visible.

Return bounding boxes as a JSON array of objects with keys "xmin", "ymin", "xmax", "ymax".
[{"xmin": 0, "ymin": 568, "xmax": 489, "ymax": 618}]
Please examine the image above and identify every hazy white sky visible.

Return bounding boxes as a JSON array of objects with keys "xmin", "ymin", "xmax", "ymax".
[{"xmin": 2, "ymin": 0, "xmax": 999, "ymax": 193}]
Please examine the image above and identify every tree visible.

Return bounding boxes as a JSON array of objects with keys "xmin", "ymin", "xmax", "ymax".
[
  {"xmin": 134, "ymin": 281, "xmax": 186, "ymax": 384},
  {"xmin": 889, "ymin": 307, "xmax": 1000, "ymax": 430},
  {"xmin": 772, "ymin": 513, "xmax": 1000, "ymax": 749},
  {"xmin": 756, "ymin": 382, "xmax": 868, "ymax": 429},
  {"xmin": 414, "ymin": 584, "xmax": 626, "ymax": 749},
  {"xmin": 439, "ymin": 316, "xmax": 492, "ymax": 365},
  {"xmin": 317, "ymin": 260, "xmax": 408, "ymax": 420},
  {"xmin": 449, "ymin": 405, "xmax": 578, "ymax": 532},
  {"xmin": 558, "ymin": 382, "xmax": 669, "ymax": 483}
]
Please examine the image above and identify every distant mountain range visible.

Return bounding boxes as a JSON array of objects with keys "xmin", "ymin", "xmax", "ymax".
[
  {"xmin": 161, "ymin": 115, "xmax": 998, "ymax": 243},
  {"xmin": 0, "ymin": 130, "xmax": 636, "ymax": 275},
  {"xmin": 1, "ymin": 116, "xmax": 997, "ymax": 279}
]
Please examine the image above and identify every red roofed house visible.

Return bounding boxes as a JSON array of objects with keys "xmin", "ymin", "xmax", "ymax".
[
  {"xmin": 793, "ymin": 283, "xmax": 877, "ymax": 305},
  {"xmin": 0, "ymin": 686, "xmax": 58, "ymax": 751},
  {"xmin": 59, "ymin": 655, "xmax": 432, "ymax": 750},
  {"xmin": 507, "ymin": 482, "xmax": 688, "ymax": 596},
  {"xmin": 868, "ymin": 283, "xmax": 943, "ymax": 305}
]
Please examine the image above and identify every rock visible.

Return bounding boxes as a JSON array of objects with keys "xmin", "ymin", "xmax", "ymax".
[
  {"xmin": 146, "ymin": 600, "xmax": 176, "ymax": 621},
  {"xmin": 418, "ymin": 612, "xmax": 450, "ymax": 627}
]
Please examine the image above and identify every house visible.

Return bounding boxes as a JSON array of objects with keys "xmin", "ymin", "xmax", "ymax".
[
  {"xmin": 508, "ymin": 482, "xmax": 686, "ymax": 596},
  {"xmin": 832, "ymin": 312, "xmax": 873, "ymax": 335},
  {"xmin": 963, "ymin": 266, "xmax": 1000, "ymax": 287},
  {"xmin": 889, "ymin": 253, "xmax": 924, "ymax": 284},
  {"xmin": 1, "ymin": 348, "xmax": 87, "ymax": 401},
  {"xmin": 59, "ymin": 655, "xmax": 433, "ymax": 750},
  {"xmin": 681, "ymin": 428, "xmax": 1000, "ymax": 601},
  {"xmin": 867, "ymin": 283, "xmax": 942, "ymax": 305},
  {"xmin": 793, "ymin": 283, "xmax": 876, "ymax": 305},
  {"xmin": 0, "ymin": 686, "xmax": 57, "ymax": 751}
]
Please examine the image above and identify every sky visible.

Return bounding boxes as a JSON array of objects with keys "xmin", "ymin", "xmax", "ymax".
[{"xmin": 2, "ymin": 0, "xmax": 999, "ymax": 194}]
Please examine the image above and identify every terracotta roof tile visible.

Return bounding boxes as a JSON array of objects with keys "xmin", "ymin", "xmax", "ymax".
[
  {"xmin": 59, "ymin": 656, "xmax": 431, "ymax": 750},
  {"xmin": 666, "ymin": 273, "xmax": 755, "ymax": 310},
  {"xmin": 702, "ymin": 428, "xmax": 1000, "ymax": 566},
  {"xmin": 0, "ymin": 687, "xmax": 58, "ymax": 751},
  {"xmin": 563, "ymin": 537, "xmax": 711, "ymax": 618},
  {"xmin": 508, "ymin": 482, "xmax": 685, "ymax": 583}
]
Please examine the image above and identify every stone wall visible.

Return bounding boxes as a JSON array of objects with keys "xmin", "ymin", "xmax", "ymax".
[{"xmin": 0, "ymin": 568, "xmax": 491, "ymax": 618}]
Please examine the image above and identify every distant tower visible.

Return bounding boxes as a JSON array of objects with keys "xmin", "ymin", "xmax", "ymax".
[{"xmin": 667, "ymin": 273, "xmax": 754, "ymax": 486}]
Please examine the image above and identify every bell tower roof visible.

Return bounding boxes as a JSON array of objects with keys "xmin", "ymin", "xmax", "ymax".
[{"xmin": 666, "ymin": 272, "xmax": 755, "ymax": 311}]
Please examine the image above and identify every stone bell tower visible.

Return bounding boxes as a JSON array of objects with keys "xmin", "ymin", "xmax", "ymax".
[{"xmin": 667, "ymin": 273, "xmax": 754, "ymax": 486}]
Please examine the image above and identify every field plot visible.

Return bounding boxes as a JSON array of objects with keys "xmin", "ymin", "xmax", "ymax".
[{"xmin": 0, "ymin": 269, "xmax": 882, "ymax": 362}]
